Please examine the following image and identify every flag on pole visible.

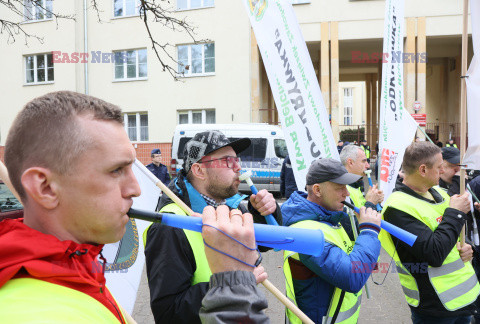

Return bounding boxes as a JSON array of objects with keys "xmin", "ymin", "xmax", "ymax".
[
  {"xmin": 378, "ymin": 0, "xmax": 418, "ymax": 201},
  {"xmin": 102, "ymin": 160, "xmax": 160, "ymax": 314},
  {"xmin": 242, "ymin": 0, "xmax": 339, "ymax": 192},
  {"xmin": 463, "ymin": 0, "xmax": 480, "ymax": 170}
]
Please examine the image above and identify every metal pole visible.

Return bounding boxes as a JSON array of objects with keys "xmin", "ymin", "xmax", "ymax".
[
  {"xmin": 84, "ymin": 0, "xmax": 89, "ymax": 95},
  {"xmin": 460, "ymin": 0, "xmax": 469, "ymax": 245}
]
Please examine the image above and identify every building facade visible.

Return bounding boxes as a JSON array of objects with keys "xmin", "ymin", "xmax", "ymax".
[{"xmin": 0, "ymin": 0, "xmax": 473, "ymax": 165}]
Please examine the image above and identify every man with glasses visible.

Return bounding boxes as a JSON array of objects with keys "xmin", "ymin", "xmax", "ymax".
[{"xmin": 144, "ymin": 130, "xmax": 281, "ymax": 324}]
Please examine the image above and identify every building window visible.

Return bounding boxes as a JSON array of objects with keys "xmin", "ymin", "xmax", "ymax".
[
  {"xmin": 24, "ymin": 0, "xmax": 53, "ymax": 21},
  {"xmin": 177, "ymin": 43, "xmax": 215, "ymax": 76},
  {"xmin": 114, "ymin": 49, "xmax": 147, "ymax": 80},
  {"xmin": 25, "ymin": 53, "xmax": 54, "ymax": 84},
  {"xmin": 114, "ymin": 0, "xmax": 141, "ymax": 17},
  {"xmin": 343, "ymin": 88, "xmax": 353, "ymax": 125},
  {"xmin": 178, "ymin": 109, "xmax": 215, "ymax": 124},
  {"xmin": 124, "ymin": 113, "xmax": 148, "ymax": 141},
  {"xmin": 177, "ymin": 0, "xmax": 214, "ymax": 10}
]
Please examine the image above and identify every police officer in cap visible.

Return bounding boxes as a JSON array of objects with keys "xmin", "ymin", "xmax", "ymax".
[{"xmin": 146, "ymin": 148, "xmax": 170, "ymax": 186}]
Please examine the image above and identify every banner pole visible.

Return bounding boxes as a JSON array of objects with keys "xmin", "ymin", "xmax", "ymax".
[
  {"xmin": 460, "ymin": 0, "xmax": 469, "ymax": 245},
  {"xmin": 415, "ymin": 125, "xmax": 435, "ymax": 145}
]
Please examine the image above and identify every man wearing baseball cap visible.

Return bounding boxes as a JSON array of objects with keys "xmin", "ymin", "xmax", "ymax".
[
  {"xmin": 439, "ymin": 146, "xmax": 461, "ymax": 194},
  {"xmin": 281, "ymin": 158, "xmax": 382, "ymax": 324},
  {"xmin": 144, "ymin": 130, "xmax": 281, "ymax": 324}
]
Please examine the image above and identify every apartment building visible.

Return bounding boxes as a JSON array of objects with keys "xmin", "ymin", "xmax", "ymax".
[{"xmin": 0, "ymin": 0, "xmax": 473, "ymax": 164}]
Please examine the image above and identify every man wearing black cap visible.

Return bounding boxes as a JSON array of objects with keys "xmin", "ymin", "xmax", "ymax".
[
  {"xmin": 439, "ymin": 146, "xmax": 480, "ymax": 324},
  {"xmin": 439, "ymin": 146, "xmax": 461, "ymax": 194},
  {"xmin": 144, "ymin": 130, "xmax": 281, "ymax": 324},
  {"xmin": 281, "ymin": 158, "xmax": 382, "ymax": 324},
  {"xmin": 146, "ymin": 148, "xmax": 170, "ymax": 187}
]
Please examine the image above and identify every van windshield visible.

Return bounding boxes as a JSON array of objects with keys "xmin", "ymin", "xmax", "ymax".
[
  {"xmin": 274, "ymin": 139, "xmax": 287, "ymax": 158},
  {"xmin": 0, "ymin": 183, "xmax": 23, "ymax": 212},
  {"xmin": 229, "ymin": 138, "xmax": 267, "ymax": 161}
]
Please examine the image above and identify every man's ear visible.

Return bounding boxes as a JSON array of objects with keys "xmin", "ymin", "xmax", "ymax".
[
  {"xmin": 418, "ymin": 164, "xmax": 427, "ymax": 177},
  {"xmin": 313, "ymin": 183, "xmax": 322, "ymax": 198},
  {"xmin": 190, "ymin": 163, "xmax": 206, "ymax": 181},
  {"xmin": 21, "ymin": 167, "xmax": 59, "ymax": 209}
]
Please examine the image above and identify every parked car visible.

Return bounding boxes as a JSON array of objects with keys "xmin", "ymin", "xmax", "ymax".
[
  {"xmin": 0, "ymin": 180, "xmax": 23, "ymax": 220},
  {"xmin": 170, "ymin": 123, "xmax": 287, "ymax": 193}
]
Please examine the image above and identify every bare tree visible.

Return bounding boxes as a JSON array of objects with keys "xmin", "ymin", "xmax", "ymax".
[
  {"xmin": 0, "ymin": 0, "xmax": 73, "ymax": 44},
  {"xmin": 0, "ymin": 0, "xmax": 205, "ymax": 79},
  {"xmin": 139, "ymin": 0, "xmax": 204, "ymax": 79}
]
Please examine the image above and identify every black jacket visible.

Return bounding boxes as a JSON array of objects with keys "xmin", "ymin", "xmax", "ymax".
[
  {"xmin": 280, "ymin": 155, "xmax": 298, "ymax": 199},
  {"xmin": 383, "ymin": 181, "xmax": 476, "ymax": 317},
  {"xmin": 144, "ymin": 171, "xmax": 282, "ymax": 324},
  {"xmin": 439, "ymin": 175, "xmax": 480, "ymax": 250}
]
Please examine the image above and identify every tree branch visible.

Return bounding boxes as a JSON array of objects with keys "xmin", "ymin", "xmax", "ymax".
[
  {"xmin": 0, "ymin": 0, "xmax": 73, "ymax": 45},
  {"xmin": 1, "ymin": 0, "xmax": 209, "ymax": 79}
]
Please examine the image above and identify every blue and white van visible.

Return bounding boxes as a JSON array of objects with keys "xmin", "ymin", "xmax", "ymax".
[{"xmin": 170, "ymin": 124, "xmax": 287, "ymax": 193}]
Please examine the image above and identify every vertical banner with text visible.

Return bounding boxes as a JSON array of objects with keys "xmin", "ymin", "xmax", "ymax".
[
  {"xmin": 378, "ymin": 0, "xmax": 418, "ymax": 201},
  {"xmin": 242, "ymin": 0, "xmax": 339, "ymax": 191},
  {"xmin": 464, "ymin": 0, "xmax": 480, "ymax": 170}
]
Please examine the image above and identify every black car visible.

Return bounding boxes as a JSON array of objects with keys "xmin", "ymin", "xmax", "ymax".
[{"xmin": 0, "ymin": 181, "xmax": 23, "ymax": 220}]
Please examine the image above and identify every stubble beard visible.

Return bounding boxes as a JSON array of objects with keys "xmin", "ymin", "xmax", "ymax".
[
  {"xmin": 205, "ymin": 170, "xmax": 239, "ymax": 200},
  {"xmin": 206, "ymin": 181, "xmax": 238, "ymax": 200}
]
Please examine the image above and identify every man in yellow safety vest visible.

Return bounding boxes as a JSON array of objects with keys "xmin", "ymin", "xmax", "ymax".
[
  {"xmin": 340, "ymin": 145, "xmax": 384, "ymax": 209},
  {"xmin": 339, "ymin": 144, "xmax": 383, "ymax": 240},
  {"xmin": 144, "ymin": 130, "xmax": 281, "ymax": 323},
  {"xmin": 282, "ymin": 158, "xmax": 382, "ymax": 323},
  {"xmin": 379, "ymin": 141, "xmax": 479, "ymax": 323},
  {"xmin": 0, "ymin": 91, "xmax": 269, "ymax": 323},
  {"xmin": 360, "ymin": 139, "xmax": 371, "ymax": 163}
]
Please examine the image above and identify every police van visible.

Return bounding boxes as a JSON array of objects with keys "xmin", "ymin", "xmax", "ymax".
[{"xmin": 170, "ymin": 124, "xmax": 287, "ymax": 193}]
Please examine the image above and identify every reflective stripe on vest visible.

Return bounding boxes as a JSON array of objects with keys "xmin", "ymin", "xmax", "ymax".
[
  {"xmin": 283, "ymin": 220, "xmax": 362, "ymax": 324},
  {"xmin": 143, "ymin": 203, "xmax": 212, "ymax": 286},
  {"xmin": 0, "ymin": 278, "xmax": 124, "ymax": 323},
  {"xmin": 394, "ymin": 263, "xmax": 420, "ymax": 302},
  {"xmin": 325, "ymin": 295, "xmax": 362, "ymax": 324},
  {"xmin": 347, "ymin": 186, "xmax": 366, "ymax": 208},
  {"xmin": 379, "ymin": 187, "xmax": 480, "ymax": 311}
]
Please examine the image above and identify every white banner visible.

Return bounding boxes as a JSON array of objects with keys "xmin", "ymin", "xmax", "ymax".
[
  {"xmin": 103, "ymin": 161, "xmax": 160, "ymax": 313},
  {"xmin": 243, "ymin": 0, "xmax": 339, "ymax": 191},
  {"xmin": 464, "ymin": 0, "xmax": 480, "ymax": 170},
  {"xmin": 378, "ymin": 0, "xmax": 418, "ymax": 201}
]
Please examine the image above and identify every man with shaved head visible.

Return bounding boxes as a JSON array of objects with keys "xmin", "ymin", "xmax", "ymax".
[{"xmin": 0, "ymin": 91, "xmax": 269, "ymax": 323}]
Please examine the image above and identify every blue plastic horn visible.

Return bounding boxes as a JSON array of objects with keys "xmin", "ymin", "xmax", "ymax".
[
  {"xmin": 364, "ymin": 170, "xmax": 382, "ymax": 212},
  {"xmin": 128, "ymin": 208, "xmax": 324, "ymax": 256},
  {"xmin": 342, "ymin": 201, "xmax": 417, "ymax": 247},
  {"xmin": 239, "ymin": 170, "xmax": 279, "ymax": 226}
]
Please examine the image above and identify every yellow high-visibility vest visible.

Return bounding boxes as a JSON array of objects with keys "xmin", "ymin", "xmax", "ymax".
[
  {"xmin": 284, "ymin": 220, "xmax": 362, "ymax": 324},
  {"xmin": 143, "ymin": 203, "xmax": 212, "ymax": 285},
  {"xmin": 379, "ymin": 187, "xmax": 480, "ymax": 310},
  {"xmin": 0, "ymin": 278, "xmax": 126, "ymax": 323}
]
